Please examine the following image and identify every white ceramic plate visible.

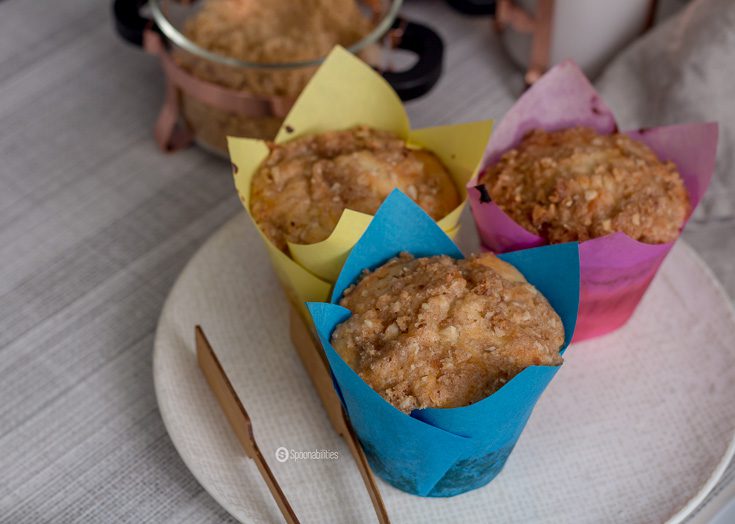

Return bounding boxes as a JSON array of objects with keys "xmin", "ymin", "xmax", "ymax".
[{"xmin": 154, "ymin": 213, "xmax": 735, "ymax": 524}]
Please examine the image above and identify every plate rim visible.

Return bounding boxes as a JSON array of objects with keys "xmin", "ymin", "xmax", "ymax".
[{"xmin": 661, "ymin": 241, "xmax": 735, "ymax": 524}]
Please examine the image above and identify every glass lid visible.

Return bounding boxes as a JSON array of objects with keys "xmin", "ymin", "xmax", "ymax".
[{"xmin": 149, "ymin": 0, "xmax": 404, "ymax": 70}]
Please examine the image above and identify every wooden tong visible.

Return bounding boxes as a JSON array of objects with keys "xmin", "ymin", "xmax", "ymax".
[
  {"xmin": 196, "ymin": 322, "xmax": 390, "ymax": 524},
  {"xmin": 288, "ymin": 308, "xmax": 390, "ymax": 524},
  {"xmin": 196, "ymin": 326, "xmax": 299, "ymax": 524}
]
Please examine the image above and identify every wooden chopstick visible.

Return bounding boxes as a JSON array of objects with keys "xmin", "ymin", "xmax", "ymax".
[
  {"xmin": 195, "ymin": 326, "xmax": 300, "ymax": 524},
  {"xmin": 288, "ymin": 308, "xmax": 390, "ymax": 524}
]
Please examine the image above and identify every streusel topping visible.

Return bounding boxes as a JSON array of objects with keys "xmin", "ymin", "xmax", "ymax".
[
  {"xmin": 331, "ymin": 253, "xmax": 564, "ymax": 413},
  {"xmin": 251, "ymin": 126, "xmax": 459, "ymax": 251},
  {"xmin": 480, "ymin": 127, "xmax": 690, "ymax": 244}
]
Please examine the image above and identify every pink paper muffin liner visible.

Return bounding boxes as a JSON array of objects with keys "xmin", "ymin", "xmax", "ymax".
[{"xmin": 468, "ymin": 61, "xmax": 718, "ymax": 342}]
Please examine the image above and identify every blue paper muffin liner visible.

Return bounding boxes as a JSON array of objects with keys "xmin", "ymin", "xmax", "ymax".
[{"xmin": 307, "ymin": 190, "xmax": 580, "ymax": 496}]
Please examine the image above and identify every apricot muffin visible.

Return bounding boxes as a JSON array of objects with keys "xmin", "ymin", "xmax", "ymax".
[
  {"xmin": 251, "ymin": 126, "xmax": 460, "ymax": 251},
  {"xmin": 330, "ymin": 252, "xmax": 564, "ymax": 413},
  {"xmin": 479, "ymin": 127, "xmax": 690, "ymax": 244}
]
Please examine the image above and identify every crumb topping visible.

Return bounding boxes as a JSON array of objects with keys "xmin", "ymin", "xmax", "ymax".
[
  {"xmin": 251, "ymin": 126, "xmax": 460, "ymax": 251},
  {"xmin": 180, "ymin": 0, "xmax": 373, "ymax": 96},
  {"xmin": 480, "ymin": 127, "xmax": 690, "ymax": 244},
  {"xmin": 331, "ymin": 253, "xmax": 564, "ymax": 412}
]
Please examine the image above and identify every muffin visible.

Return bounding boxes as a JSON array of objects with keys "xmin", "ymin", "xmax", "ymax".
[
  {"xmin": 479, "ymin": 127, "xmax": 691, "ymax": 244},
  {"xmin": 251, "ymin": 126, "xmax": 461, "ymax": 251},
  {"xmin": 308, "ymin": 188, "xmax": 580, "ymax": 496},
  {"xmin": 330, "ymin": 252, "xmax": 564, "ymax": 413}
]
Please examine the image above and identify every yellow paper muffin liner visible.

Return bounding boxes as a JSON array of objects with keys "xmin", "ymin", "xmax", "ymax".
[{"xmin": 228, "ymin": 46, "xmax": 492, "ymax": 313}]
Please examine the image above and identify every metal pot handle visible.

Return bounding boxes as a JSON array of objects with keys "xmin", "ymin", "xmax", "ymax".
[
  {"xmin": 112, "ymin": 0, "xmax": 151, "ymax": 47},
  {"xmin": 445, "ymin": 0, "xmax": 497, "ymax": 16},
  {"xmin": 382, "ymin": 18, "xmax": 445, "ymax": 101}
]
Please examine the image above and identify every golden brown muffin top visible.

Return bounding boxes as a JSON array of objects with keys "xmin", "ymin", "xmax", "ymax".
[
  {"xmin": 331, "ymin": 253, "xmax": 564, "ymax": 413},
  {"xmin": 479, "ymin": 127, "xmax": 690, "ymax": 244},
  {"xmin": 250, "ymin": 126, "xmax": 460, "ymax": 251}
]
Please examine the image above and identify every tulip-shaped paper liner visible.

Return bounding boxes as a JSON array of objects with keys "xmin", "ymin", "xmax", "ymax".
[
  {"xmin": 467, "ymin": 61, "xmax": 718, "ymax": 342},
  {"xmin": 307, "ymin": 191, "xmax": 580, "ymax": 497},
  {"xmin": 228, "ymin": 46, "xmax": 493, "ymax": 314}
]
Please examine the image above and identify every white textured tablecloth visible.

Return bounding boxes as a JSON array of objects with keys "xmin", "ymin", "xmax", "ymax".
[{"xmin": 0, "ymin": 0, "xmax": 732, "ymax": 522}]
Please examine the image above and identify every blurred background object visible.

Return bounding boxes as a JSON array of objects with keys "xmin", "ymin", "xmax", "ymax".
[
  {"xmin": 113, "ymin": 0, "xmax": 444, "ymax": 154},
  {"xmin": 596, "ymin": 0, "xmax": 735, "ymax": 289},
  {"xmin": 446, "ymin": 0, "xmax": 694, "ymax": 85},
  {"xmin": 496, "ymin": 0, "xmax": 657, "ymax": 84}
]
